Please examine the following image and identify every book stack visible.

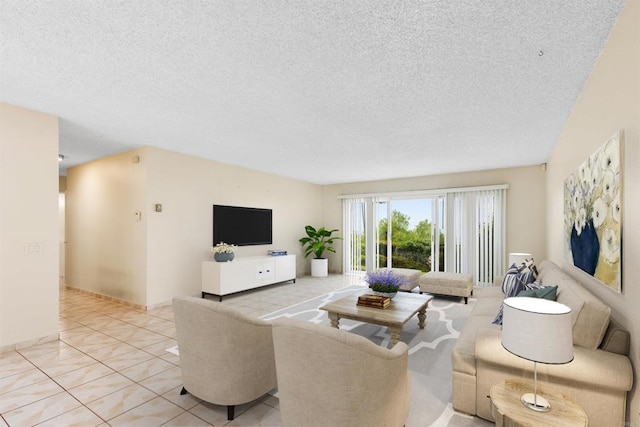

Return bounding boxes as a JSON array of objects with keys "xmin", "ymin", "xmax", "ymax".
[
  {"xmin": 357, "ymin": 294, "xmax": 391, "ymax": 309},
  {"xmin": 267, "ymin": 250, "xmax": 287, "ymax": 256}
]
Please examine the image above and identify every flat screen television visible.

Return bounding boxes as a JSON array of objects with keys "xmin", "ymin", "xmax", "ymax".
[{"xmin": 213, "ymin": 204, "xmax": 273, "ymax": 246}]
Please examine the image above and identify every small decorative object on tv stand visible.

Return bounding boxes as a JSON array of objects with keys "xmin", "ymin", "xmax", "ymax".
[
  {"xmin": 214, "ymin": 252, "xmax": 234, "ymax": 262},
  {"xmin": 210, "ymin": 242, "xmax": 237, "ymax": 262},
  {"xmin": 268, "ymin": 250, "xmax": 288, "ymax": 256}
]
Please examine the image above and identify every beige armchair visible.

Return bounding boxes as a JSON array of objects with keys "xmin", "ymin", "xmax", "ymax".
[
  {"xmin": 173, "ymin": 296, "xmax": 277, "ymax": 420},
  {"xmin": 272, "ymin": 317, "xmax": 410, "ymax": 427}
]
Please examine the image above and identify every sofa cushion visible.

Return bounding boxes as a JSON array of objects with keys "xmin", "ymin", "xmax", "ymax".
[
  {"xmin": 452, "ymin": 320, "xmax": 500, "ymax": 377},
  {"xmin": 474, "ymin": 286, "xmax": 503, "ymax": 299},
  {"xmin": 471, "ymin": 297, "xmax": 504, "ymax": 317},
  {"xmin": 538, "ymin": 260, "xmax": 611, "ymax": 349}
]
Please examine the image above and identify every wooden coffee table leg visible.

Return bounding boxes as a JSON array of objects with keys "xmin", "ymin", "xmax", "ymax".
[
  {"xmin": 418, "ymin": 307, "xmax": 427, "ymax": 329},
  {"xmin": 388, "ymin": 326, "xmax": 402, "ymax": 348},
  {"xmin": 328, "ymin": 312, "xmax": 340, "ymax": 329}
]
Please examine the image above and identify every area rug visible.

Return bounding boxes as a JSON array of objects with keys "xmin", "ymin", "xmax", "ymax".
[{"xmin": 261, "ymin": 285, "xmax": 492, "ymax": 427}]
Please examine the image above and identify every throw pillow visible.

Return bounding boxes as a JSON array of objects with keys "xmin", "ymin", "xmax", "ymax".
[
  {"xmin": 517, "ymin": 268, "xmax": 536, "ymax": 288},
  {"xmin": 500, "ymin": 263, "xmax": 520, "ymax": 294},
  {"xmin": 494, "ymin": 268, "xmax": 532, "ymax": 325},
  {"xmin": 523, "ymin": 257, "xmax": 539, "ymax": 279},
  {"xmin": 525, "ymin": 280, "xmax": 542, "ymax": 290},
  {"xmin": 517, "ymin": 285, "xmax": 558, "ymax": 301},
  {"xmin": 493, "ymin": 284, "xmax": 559, "ymax": 325},
  {"xmin": 492, "ymin": 305, "xmax": 506, "ymax": 325}
]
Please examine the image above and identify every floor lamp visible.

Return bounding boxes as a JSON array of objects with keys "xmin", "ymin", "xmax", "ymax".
[{"xmin": 501, "ymin": 297, "xmax": 573, "ymax": 412}]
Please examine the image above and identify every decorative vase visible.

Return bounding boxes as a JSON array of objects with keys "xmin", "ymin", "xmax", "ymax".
[
  {"xmin": 371, "ymin": 290, "xmax": 397, "ymax": 299},
  {"xmin": 214, "ymin": 252, "xmax": 234, "ymax": 262},
  {"xmin": 570, "ymin": 219, "xmax": 599, "ymax": 275}
]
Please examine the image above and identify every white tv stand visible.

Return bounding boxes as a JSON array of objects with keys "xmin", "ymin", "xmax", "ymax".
[{"xmin": 202, "ymin": 254, "xmax": 296, "ymax": 301}]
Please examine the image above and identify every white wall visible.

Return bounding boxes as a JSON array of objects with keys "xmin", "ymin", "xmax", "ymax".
[
  {"xmin": 545, "ymin": 0, "xmax": 639, "ymax": 422},
  {"xmin": 66, "ymin": 146, "xmax": 322, "ymax": 307},
  {"xmin": 0, "ymin": 103, "xmax": 59, "ymax": 350},
  {"xmin": 322, "ymin": 165, "xmax": 547, "ymax": 273}
]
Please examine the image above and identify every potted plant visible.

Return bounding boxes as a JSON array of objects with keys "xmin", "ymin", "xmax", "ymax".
[
  {"xmin": 299, "ymin": 225, "xmax": 342, "ymax": 277},
  {"xmin": 364, "ymin": 270, "xmax": 407, "ymax": 298},
  {"xmin": 210, "ymin": 242, "xmax": 237, "ymax": 262}
]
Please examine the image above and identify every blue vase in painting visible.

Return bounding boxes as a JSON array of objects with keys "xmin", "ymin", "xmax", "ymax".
[{"xmin": 570, "ymin": 219, "xmax": 600, "ymax": 276}]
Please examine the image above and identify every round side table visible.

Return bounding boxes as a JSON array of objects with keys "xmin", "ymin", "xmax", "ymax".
[{"xmin": 490, "ymin": 379, "xmax": 588, "ymax": 427}]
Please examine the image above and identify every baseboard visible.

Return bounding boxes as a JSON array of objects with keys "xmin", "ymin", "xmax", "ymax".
[
  {"xmin": 65, "ymin": 286, "xmax": 146, "ymax": 311},
  {"xmin": 0, "ymin": 333, "xmax": 59, "ymax": 354}
]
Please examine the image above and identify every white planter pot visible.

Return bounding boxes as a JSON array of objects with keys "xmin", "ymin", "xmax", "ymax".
[{"xmin": 311, "ymin": 258, "xmax": 328, "ymax": 277}]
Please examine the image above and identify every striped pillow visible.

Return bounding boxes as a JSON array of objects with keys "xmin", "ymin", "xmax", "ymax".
[
  {"xmin": 500, "ymin": 264, "xmax": 520, "ymax": 294},
  {"xmin": 494, "ymin": 264, "xmax": 537, "ymax": 325},
  {"xmin": 523, "ymin": 258, "xmax": 539, "ymax": 279}
]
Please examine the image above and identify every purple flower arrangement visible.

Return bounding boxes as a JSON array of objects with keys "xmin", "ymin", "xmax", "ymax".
[{"xmin": 365, "ymin": 270, "xmax": 407, "ymax": 293}]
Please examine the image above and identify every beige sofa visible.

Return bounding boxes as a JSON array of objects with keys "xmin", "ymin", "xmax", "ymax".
[{"xmin": 452, "ymin": 260, "xmax": 633, "ymax": 427}]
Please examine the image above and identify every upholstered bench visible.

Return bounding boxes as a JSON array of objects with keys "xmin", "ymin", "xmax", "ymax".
[
  {"xmin": 380, "ymin": 268, "xmax": 421, "ymax": 292},
  {"xmin": 419, "ymin": 271, "xmax": 473, "ymax": 304}
]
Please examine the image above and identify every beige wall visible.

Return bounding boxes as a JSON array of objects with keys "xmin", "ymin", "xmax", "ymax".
[
  {"xmin": 0, "ymin": 103, "xmax": 59, "ymax": 350},
  {"xmin": 66, "ymin": 146, "xmax": 322, "ymax": 307},
  {"xmin": 66, "ymin": 149, "xmax": 148, "ymax": 305},
  {"xmin": 143, "ymin": 147, "xmax": 321, "ymax": 306},
  {"xmin": 546, "ymin": 0, "xmax": 639, "ymax": 422},
  {"xmin": 322, "ymin": 165, "xmax": 547, "ymax": 273}
]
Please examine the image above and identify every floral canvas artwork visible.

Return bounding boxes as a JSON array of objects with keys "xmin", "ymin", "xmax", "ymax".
[{"xmin": 564, "ymin": 132, "xmax": 622, "ymax": 292}]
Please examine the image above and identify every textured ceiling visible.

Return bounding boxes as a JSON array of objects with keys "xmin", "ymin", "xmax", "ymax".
[{"xmin": 0, "ymin": 1, "xmax": 625, "ymax": 185}]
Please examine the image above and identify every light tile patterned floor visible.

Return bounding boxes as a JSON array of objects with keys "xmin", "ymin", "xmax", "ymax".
[{"xmin": 0, "ymin": 275, "xmax": 357, "ymax": 426}]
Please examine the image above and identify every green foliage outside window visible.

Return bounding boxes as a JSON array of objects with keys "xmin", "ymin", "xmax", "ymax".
[
  {"xmin": 378, "ymin": 210, "xmax": 444, "ymax": 272},
  {"xmin": 347, "ymin": 210, "xmax": 445, "ymax": 273}
]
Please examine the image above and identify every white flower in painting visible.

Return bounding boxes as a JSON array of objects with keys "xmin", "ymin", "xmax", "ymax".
[
  {"xmin": 589, "ymin": 165, "xmax": 600, "ymax": 193},
  {"xmin": 574, "ymin": 208, "xmax": 586, "ymax": 236},
  {"xmin": 591, "ymin": 198, "xmax": 607, "ymax": 228},
  {"xmin": 572, "ymin": 190, "xmax": 583, "ymax": 214},
  {"xmin": 601, "ymin": 228, "xmax": 620, "ymax": 264},
  {"xmin": 578, "ymin": 162, "xmax": 591, "ymax": 191},
  {"xmin": 565, "ymin": 174, "xmax": 577, "ymax": 192},
  {"xmin": 601, "ymin": 170, "xmax": 617, "ymax": 202},
  {"xmin": 600, "ymin": 139, "xmax": 620, "ymax": 174},
  {"xmin": 611, "ymin": 193, "xmax": 621, "ymax": 223}
]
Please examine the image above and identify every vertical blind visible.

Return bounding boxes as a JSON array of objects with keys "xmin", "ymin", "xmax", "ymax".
[
  {"xmin": 341, "ymin": 185, "xmax": 507, "ymax": 285},
  {"xmin": 342, "ymin": 198, "xmax": 366, "ymax": 274},
  {"xmin": 474, "ymin": 189, "xmax": 506, "ymax": 285}
]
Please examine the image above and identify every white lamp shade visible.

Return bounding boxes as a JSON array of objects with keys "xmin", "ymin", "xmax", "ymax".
[
  {"xmin": 508, "ymin": 252, "xmax": 532, "ymax": 266},
  {"xmin": 502, "ymin": 297, "xmax": 573, "ymax": 364}
]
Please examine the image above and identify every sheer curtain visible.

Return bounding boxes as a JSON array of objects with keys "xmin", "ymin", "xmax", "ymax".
[
  {"xmin": 446, "ymin": 188, "xmax": 506, "ymax": 286},
  {"xmin": 342, "ymin": 198, "xmax": 366, "ymax": 275}
]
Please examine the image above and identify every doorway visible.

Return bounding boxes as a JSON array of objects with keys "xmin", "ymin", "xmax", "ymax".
[{"xmin": 58, "ymin": 193, "xmax": 65, "ymax": 286}]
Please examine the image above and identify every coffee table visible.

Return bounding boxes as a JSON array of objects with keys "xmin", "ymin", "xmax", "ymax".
[{"xmin": 319, "ymin": 289, "xmax": 434, "ymax": 348}]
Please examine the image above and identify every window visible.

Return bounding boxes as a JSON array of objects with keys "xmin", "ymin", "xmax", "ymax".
[{"xmin": 342, "ymin": 185, "xmax": 506, "ymax": 285}]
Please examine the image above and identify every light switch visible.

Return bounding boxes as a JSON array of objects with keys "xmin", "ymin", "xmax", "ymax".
[
  {"xmin": 24, "ymin": 243, "xmax": 42, "ymax": 254},
  {"xmin": 135, "ymin": 211, "xmax": 142, "ymax": 221},
  {"xmin": 155, "ymin": 204, "xmax": 162, "ymax": 212}
]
